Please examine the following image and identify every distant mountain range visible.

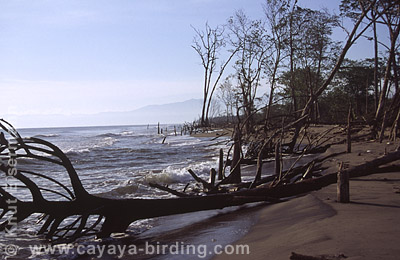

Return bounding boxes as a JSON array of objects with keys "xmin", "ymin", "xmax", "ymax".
[{"xmin": 4, "ymin": 99, "xmax": 203, "ymax": 128}]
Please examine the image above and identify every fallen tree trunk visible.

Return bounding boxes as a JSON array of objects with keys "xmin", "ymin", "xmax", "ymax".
[
  {"xmin": 1, "ymin": 119, "xmax": 400, "ymax": 244},
  {"xmin": 0, "ymin": 120, "xmax": 276, "ymax": 243},
  {"xmin": 2, "ymin": 187, "xmax": 275, "ymax": 241},
  {"xmin": 233, "ymin": 149, "xmax": 400, "ymax": 199},
  {"xmin": 290, "ymin": 252, "xmax": 347, "ymax": 260}
]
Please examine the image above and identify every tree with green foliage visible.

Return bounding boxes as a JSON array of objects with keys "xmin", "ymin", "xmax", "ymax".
[
  {"xmin": 228, "ymin": 10, "xmax": 269, "ymax": 134},
  {"xmin": 340, "ymin": 0, "xmax": 400, "ymax": 136},
  {"xmin": 337, "ymin": 59, "xmax": 377, "ymax": 117},
  {"xmin": 262, "ymin": 0, "xmax": 291, "ymax": 124},
  {"xmin": 276, "ymin": 4, "xmax": 341, "ymax": 134}
]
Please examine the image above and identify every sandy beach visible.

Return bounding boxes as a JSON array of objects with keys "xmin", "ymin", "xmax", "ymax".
[{"xmin": 214, "ymin": 138, "xmax": 400, "ymax": 260}]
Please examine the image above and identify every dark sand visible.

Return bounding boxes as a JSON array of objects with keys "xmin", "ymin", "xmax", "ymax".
[{"xmin": 214, "ymin": 134, "xmax": 400, "ymax": 260}]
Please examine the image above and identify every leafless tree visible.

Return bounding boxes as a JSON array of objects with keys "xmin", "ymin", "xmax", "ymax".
[
  {"xmin": 218, "ymin": 77, "xmax": 237, "ymax": 123},
  {"xmin": 192, "ymin": 23, "xmax": 237, "ymax": 127}
]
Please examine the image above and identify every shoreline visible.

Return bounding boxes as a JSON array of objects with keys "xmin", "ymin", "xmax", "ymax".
[
  {"xmin": 213, "ymin": 140, "xmax": 400, "ymax": 260},
  {"xmin": 190, "ymin": 128, "xmax": 233, "ymax": 138},
  {"xmin": 214, "ymin": 171, "xmax": 400, "ymax": 260},
  {"xmin": 3, "ymin": 124, "xmax": 399, "ymax": 259}
]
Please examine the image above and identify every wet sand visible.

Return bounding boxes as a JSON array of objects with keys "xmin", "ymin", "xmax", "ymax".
[
  {"xmin": 214, "ymin": 171, "xmax": 400, "ymax": 260},
  {"xmin": 214, "ymin": 138, "xmax": 400, "ymax": 260}
]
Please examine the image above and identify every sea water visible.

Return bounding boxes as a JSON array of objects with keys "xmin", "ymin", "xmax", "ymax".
[{"xmin": 0, "ymin": 124, "xmax": 264, "ymax": 259}]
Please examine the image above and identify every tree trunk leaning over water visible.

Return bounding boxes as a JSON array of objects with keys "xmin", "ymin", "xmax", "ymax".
[
  {"xmin": 0, "ymin": 120, "xmax": 275, "ymax": 243},
  {"xmin": 2, "ymin": 119, "xmax": 400, "ymax": 244}
]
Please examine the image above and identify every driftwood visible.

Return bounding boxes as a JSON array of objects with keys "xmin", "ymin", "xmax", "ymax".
[
  {"xmin": 218, "ymin": 148, "xmax": 224, "ymax": 180},
  {"xmin": 148, "ymin": 183, "xmax": 190, "ymax": 197},
  {"xmin": 233, "ymin": 149, "xmax": 400, "ymax": 199},
  {"xmin": 188, "ymin": 169, "xmax": 213, "ymax": 190},
  {"xmin": 1, "ymin": 119, "xmax": 400, "ymax": 244},
  {"xmin": 290, "ymin": 252, "xmax": 347, "ymax": 260},
  {"xmin": 336, "ymin": 162, "xmax": 349, "ymax": 203},
  {"xmin": 0, "ymin": 120, "xmax": 275, "ymax": 243},
  {"xmin": 347, "ymin": 105, "xmax": 352, "ymax": 153},
  {"xmin": 209, "ymin": 168, "xmax": 217, "ymax": 186},
  {"xmin": 229, "ymin": 127, "xmax": 242, "ymax": 183}
]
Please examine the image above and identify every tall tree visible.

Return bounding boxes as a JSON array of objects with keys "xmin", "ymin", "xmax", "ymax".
[
  {"xmin": 336, "ymin": 59, "xmax": 376, "ymax": 117},
  {"xmin": 340, "ymin": 0, "xmax": 400, "ymax": 136},
  {"xmin": 268, "ymin": 4, "xmax": 341, "ymax": 151},
  {"xmin": 228, "ymin": 10, "xmax": 269, "ymax": 134},
  {"xmin": 292, "ymin": 7, "xmax": 340, "ymax": 122},
  {"xmin": 288, "ymin": 0, "xmax": 299, "ymax": 118},
  {"xmin": 218, "ymin": 77, "xmax": 237, "ymax": 123},
  {"xmin": 192, "ymin": 23, "xmax": 236, "ymax": 127},
  {"xmin": 373, "ymin": 0, "xmax": 400, "ymax": 136},
  {"xmin": 297, "ymin": 0, "xmax": 379, "ymax": 116},
  {"xmin": 272, "ymin": 4, "xmax": 340, "ymax": 125},
  {"xmin": 284, "ymin": 0, "xmax": 379, "ymax": 150},
  {"xmin": 263, "ymin": 0, "xmax": 290, "ymax": 124}
]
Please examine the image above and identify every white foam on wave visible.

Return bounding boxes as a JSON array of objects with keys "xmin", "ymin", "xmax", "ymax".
[
  {"xmin": 144, "ymin": 170, "xmax": 189, "ymax": 185},
  {"xmin": 143, "ymin": 160, "xmax": 219, "ymax": 185},
  {"xmin": 64, "ymin": 137, "xmax": 118, "ymax": 154},
  {"xmin": 108, "ymin": 183, "xmax": 139, "ymax": 195},
  {"xmin": 168, "ymin": 138, "xmax": 202, "ymax": 147},
  {"xmin": 120, "ymin": 130, "xmax": 135, "ymax": 136},
  {"xmin": 96, "ymin": 130, "xmax": 137, "ymax": 138},
  {"xmin": 65, "ymin": 148, "xmax": 91, "ymax": 154},
  {"xmin": 99, "ymin": 159, "xmax": 221, "ymax": 199},
  {"xmin": 98, "ymin": 137, "xmax": 118, "ymax": 146},
  {"xmin": 33, "ymin": 133, "xmax": 60, "ymax": 138}
]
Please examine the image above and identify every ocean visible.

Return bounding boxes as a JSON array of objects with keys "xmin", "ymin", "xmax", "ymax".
[{"xmin": 1, "ymin": 124, "xmax": 265, "ymax": 259}]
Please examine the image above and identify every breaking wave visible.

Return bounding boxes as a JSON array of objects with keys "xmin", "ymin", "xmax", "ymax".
[
  {"xmin": 96, "ymin": 130, "xmax": 136, "ymax": 138},
  {"xmin": 64, "ymin": 137, "xmax": 118, "ymax": 155},
  {"xmin": 32, "ymin": 133, "xmax": 60, "ymax": 138}
]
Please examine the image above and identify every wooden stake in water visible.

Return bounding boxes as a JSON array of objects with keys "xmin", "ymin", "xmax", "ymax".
[
  {"xmin": 209, "ymin": 168, "xmax": 216, "ymax": 186},
  {"xmin": 218, "ymin": 148, "xmax": 224, "ymax": 180},
  {"xmin": 230, "ymin": 127, "xmax": 241, "ymax": 183}
]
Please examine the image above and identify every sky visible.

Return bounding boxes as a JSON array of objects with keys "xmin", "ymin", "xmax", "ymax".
[{"xmin": 0, "ymin": 0, "xmax": 382, "ymax": 127}]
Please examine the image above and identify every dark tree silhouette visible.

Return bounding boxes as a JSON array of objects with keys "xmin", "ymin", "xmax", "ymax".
[
  {"xmin": 0, "ymin": 119, "xmax": 272, "ymax": 243},
  {"xmin": 1, "ymin": 118, "xmax": 400, "ymax": 244}
]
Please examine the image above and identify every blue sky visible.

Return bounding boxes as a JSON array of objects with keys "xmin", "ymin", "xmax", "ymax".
[{"xmin": 0, "ymin": 0, "xmax": 380, "ymax": 124}]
